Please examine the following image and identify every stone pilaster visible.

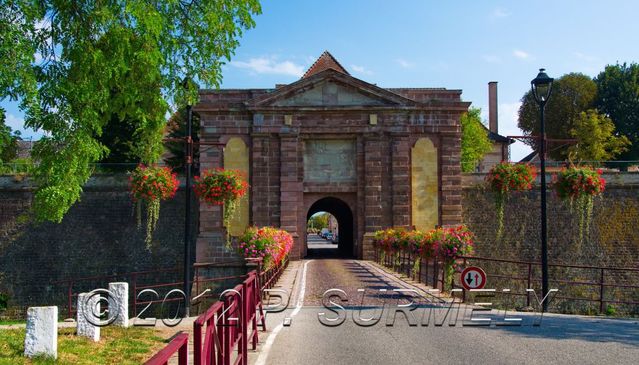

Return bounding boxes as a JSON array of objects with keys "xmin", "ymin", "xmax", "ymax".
[
  {"xmin": 391, "ymin": 134, "xmax": 411, "ymax": 228},
  {"xmin": 279, "ymin": 135, "xmax": 302, "ymax": 259},
  {"xmin": 440, "ymin": 133, "xmax": 463, "ymax": 226},
  {"xmin": 363, "ymin": 135, "xmax": 383, "ymax": 233}
]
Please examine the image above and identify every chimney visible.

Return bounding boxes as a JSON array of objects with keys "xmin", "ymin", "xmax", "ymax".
[{"xmin": 488, "ymin": 81, "xmax": 498, "ymax": 133}]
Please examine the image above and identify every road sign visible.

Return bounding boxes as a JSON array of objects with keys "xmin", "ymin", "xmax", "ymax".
[{"xmin": 460, "ymin": 266, "xmax": 487, "ymax": 290}]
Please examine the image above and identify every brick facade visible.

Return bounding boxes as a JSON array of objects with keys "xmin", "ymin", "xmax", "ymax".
[{"xmin": 194, "ymin": 58, "xmax": 470, "ymax": 261}]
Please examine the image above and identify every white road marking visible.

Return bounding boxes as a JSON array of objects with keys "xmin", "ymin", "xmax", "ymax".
[{"xmin": 254, "ymin": 260, "xmax": 312, "ymax": 365}]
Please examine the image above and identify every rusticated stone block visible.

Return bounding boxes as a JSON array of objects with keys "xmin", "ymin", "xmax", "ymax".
[
  {"xmin": 24, "ymin": 306, "xmax": 57, "ymax": 359},
  {"xmin": 77, "ymin": 293, "xmax": 100, "ymax": 341},
  {"xmin": 108, "ymin": 282, "xmax": 129, "ymax": 327}
]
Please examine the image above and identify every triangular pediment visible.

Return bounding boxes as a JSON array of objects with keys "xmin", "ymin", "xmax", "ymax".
[
  {"xmin": 302, "ymin": 51, "xmax": 349, "ymax": 78},
  {"xmin": 246, "ymin": 69, "xmax": 417, "ymax": 108}
]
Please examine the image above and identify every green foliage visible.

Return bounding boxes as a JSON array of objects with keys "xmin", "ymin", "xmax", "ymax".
[
  {"xmin": 164, "ymin": 107, "xmax": 200, "ymax": 171},
  {"xmin": 595, "ymin": 63, "xmax": 639, "ymax": 163},
  {"xmin": 568, "ymin": 109, "xmax": 630, "ymax": 162},
  {"xmin": 0, "ymin": 326, "xmax": 167, "ymax": 364},
  {"xmin": 0, "ymin": 157, "xmax": 33, "ymax": 175},
  {"xmin": 96, "ymin": 114, "xmax": 140, "ymax": 167},
  {"xmin": 1, "ymin": 0, "xmax": 261, "ymax": 223},
  {"xmin": 518, "ymin": 73, "xmax": 597, "ymax": 160},
  {"xmin": 308, "ymin": 213, "xmax": 330, "ymax": 230},
  {"xmin": 0, "ymin": 108, "xmax": 21, "ymax": 163},
  {"xmin": 460, "ymin": 107, "xmax": 492, "ymax": 172},
  {"xmin": 0, "ymin": 292, "xmax": 8, "ymax": 311}
]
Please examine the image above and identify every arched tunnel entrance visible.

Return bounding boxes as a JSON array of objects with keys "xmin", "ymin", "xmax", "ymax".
[{"xmin": 306, "ymin": 197, "xmax": 354, "ymax": 258}]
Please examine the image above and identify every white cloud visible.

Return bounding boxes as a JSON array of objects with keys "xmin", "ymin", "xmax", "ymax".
[
  {"xmin": 351, "ymin": 65, "xmax": 373, "ymax": 75},
  {"xmin": 230, "ymin": 57, "xmax": 305, "ymax": 77},
  {"xmin": 395, "ymin": 58, "xmax": 414, "ymax": 69},
  {"xmin": 491, "ymin": 7, "xmax": 511, "ymax": 18},
  {"xmin": 3, "ymin": 112, "xmax": 43, "ymax": 139},
  {"xmin": 482, "ymin": 54, "xmax": 501, "ymax": 64},
  {"xmin": 513, "ymin": 49, "xmax": 530, "ymax": 59},
  {"xmin": 5, "ymin": 113, "xmax": 24, "ymax": 131}
]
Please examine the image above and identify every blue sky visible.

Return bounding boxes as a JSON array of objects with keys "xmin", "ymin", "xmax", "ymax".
[{"xmin": 4, "ymin": 0, "xmax": 639, "ymax": 160}]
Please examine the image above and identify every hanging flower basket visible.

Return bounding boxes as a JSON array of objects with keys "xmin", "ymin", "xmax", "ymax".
[
  {"xmin": 554, "ymin": 166, "xmax": 605, "ymax": 243},
  {"xmin": 129, "ymin": 164, "xmax": 179, "ymax": 248},
  {"xmin": 194, "ymin": 168, "xmax": 248, "ymax": 246},
  {"xmin": 485, "ymin": 162, "xmax": 537, "ymax": 237},
  {"xmin": 236, "ymin": 227, "xmax": 293, "ymax": 270}
]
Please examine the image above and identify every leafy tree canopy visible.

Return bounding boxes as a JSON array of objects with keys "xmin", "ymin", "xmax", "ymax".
[
  {"xmin": 96, "ymin": 114, "xmax": 140, "ymax": 167},
  {"xmin": 518, "ymin": 73, "xmax": 597, "ymax": 160},
  {"xmin": 461, "ymin": 107, "xmax": 492, "ymax": 172},
  {"xmin": 595, "ymin": 63, "xmax": 639, "ymax": 162},
  {"xmin": 568, "ymin": 109, "xmax": 630, "ymax": 163},
  {"xmin": 0, "ymin": 0, "xmax": 261, "ymax": 222},
  {"xmin": 308, "ymin": 213, "xmax": 330, "ymax": 230},
  {"xmin": 0, "ymin": 108, "xmax": 22, "ymax": 163}
]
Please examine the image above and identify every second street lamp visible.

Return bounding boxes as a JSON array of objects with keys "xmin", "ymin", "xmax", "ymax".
[
  {"xmin": 531, "ymin": 68, "xmax": 554, "ymax": 311},
  {"xmin": 183, "ymin": 77, "xmax": 194, "ymax": 317}
]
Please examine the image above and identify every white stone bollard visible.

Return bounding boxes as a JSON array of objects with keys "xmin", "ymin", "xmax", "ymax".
[
  {"xmin": 108, "ymin": 282, "xmax": 129, "ymax": 327},
  {"xmin": 24, "ymin": 306, "xmax": 58, "ymax": 359},
  {"xmin": 77, "ymin": 293, "xmax": 100, "ymax": 341}
]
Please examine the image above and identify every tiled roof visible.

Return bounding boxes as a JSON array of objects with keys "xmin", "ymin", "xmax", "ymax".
[{"xmin": 302, "ymin": 51, "xmax": 350, "ymax": 78}]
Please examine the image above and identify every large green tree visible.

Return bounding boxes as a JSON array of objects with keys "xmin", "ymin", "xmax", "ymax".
[
  {"xmin": 595, "ymin": 63, "xmax": 639, "ymax": 163},
  {"xmin": 96, "ymin": 114, "xmax": 139, "ymax": 166},
  {"xmin": 0, "ymin": 0, "xmax": 261, "ymax": 222},
  {"xmin": 518, "ymin": 73, "xmax": 597, "ymax": 160},
  {"xmin": 568, "ymin": 109, "xmax": 630, "ymax": 162},
  {"xmin": 460, "ymin": 107, "xmax": 492, "ymax": 172},
  {"xmin": 308, "ymin": 213, "xmax": 330, "ymax": 230}
]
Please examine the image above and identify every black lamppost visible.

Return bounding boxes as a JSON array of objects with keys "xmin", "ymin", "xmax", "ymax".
[
  {"xmin": 183, "ymin": 78, "xmax": 194, "ymax": 317},
  {"xmin": 531, "ymin": 68, "xmax": 554, "ymax": 311}
]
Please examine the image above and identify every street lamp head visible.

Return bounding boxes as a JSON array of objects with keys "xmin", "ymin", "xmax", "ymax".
[{"xmin": 531, "ymin": 68, "xmax": 554, "ymax": 105}]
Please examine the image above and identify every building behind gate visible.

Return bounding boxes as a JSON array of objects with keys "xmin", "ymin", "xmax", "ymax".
[{"xmin": 194, "ymin": 51, "xmax": 470, "ymax": 261}]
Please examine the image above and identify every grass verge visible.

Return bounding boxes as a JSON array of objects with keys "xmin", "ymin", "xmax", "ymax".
[{"xmin": 0, "ymin": 326, "xmax": 168, "ymax": 364}]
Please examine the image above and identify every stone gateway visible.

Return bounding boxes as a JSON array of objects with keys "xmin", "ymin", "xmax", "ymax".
[{"xmin": 194, "ymin": 51, "xmax": 469, "ymax": 262}]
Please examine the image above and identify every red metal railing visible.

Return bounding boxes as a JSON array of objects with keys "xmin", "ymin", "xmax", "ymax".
[
  {"xmin": 260, "ymin": 257, "xmax": 289, "ymax": 290},
  {"xmin": 144, "ymin": 332, "xmax": 189, "ymax": 365},
  {"xmin": 53, "ymin": 261, "xmax": 247, "ymax": 319},
  {"xmin": 193, "ymin": 300, "xmax": 225, "ymax": 365},
  {"xmin": 457, "ymin": 255, "xmax": 639, "ymax": 313},
  {"xmin": 193, "ymin": 259, "xmax": 286, "ymax": 365}
]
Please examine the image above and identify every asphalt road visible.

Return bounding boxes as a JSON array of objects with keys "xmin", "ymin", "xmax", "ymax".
[{"xmin": 251, "ymin": 252, "xmax": 639, "ymax": 365}]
